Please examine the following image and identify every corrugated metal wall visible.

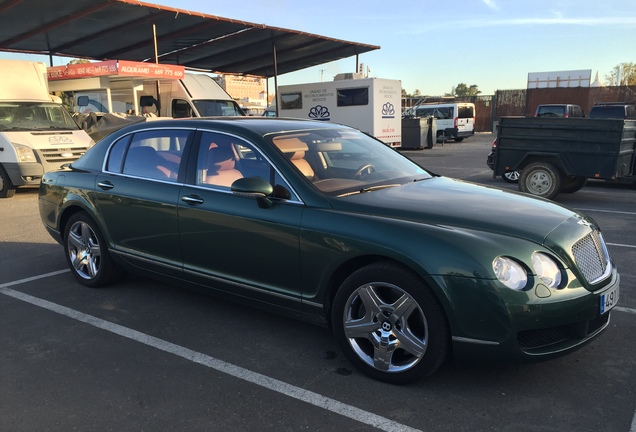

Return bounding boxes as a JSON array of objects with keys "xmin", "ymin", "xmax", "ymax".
[{"xmin": 495, "ymin": 85, "xmax": 636, "ymax": 122}]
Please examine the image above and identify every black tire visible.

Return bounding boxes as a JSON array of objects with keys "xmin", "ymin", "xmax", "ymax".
[
  {"xmin": 519, "ymin": 162, "xmax": 562, "ymax": 200},
  {"xmin": 453, "ymin": 137, "xmax": 464, "ymax": 142},
  {"xmin": 561, "ymin": 176, "xmax": 587, "ymax": 193},
  {"xmin": 0, "ymin": 165, "xmax": 16, "ymax": 198},
  {"xmin": 332, "ymin": 261, "xmax": 449, "ymax": 384},
  {"xmin": 501, "ymin": 170, "xmax": 520, "ymax": 183},
  {"xmin": 63, "ymin": 212, "xmax": 124, "ymax": 287}
]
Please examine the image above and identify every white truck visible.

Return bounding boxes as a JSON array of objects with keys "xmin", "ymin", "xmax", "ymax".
[
  {"xmin": 0, "ymin": 59, "xmax": 94, "ymax": 198},
  {"xmin": 47, "ymin": 60, "xmax": 244, "ymax": 118},
  {"xmin": 277, "ymin": 74, "xmax": 402, "ymax": 147}
]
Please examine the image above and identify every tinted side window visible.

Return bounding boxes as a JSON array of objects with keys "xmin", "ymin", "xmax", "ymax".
[
  {"xmin": 337, "ymin": 87, "xmax": 369, "ymax": 106},
  {"xmin": 121, "ymin": 130, "xmax": 189, "ymax": 181},
  {"xmin": 196, "ymin": 132, "xmax": 296, "ymax": 199}
]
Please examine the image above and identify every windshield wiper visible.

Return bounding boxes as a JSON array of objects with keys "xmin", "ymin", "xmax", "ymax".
[{"xmin": 338, "ymin": 184, "xmax": 401, "ymax": 197}]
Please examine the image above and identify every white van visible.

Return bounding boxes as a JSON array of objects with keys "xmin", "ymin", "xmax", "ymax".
[
  {"xmin": 0, "ymin": 59, "xmax": 94, "ymax": 198},
  {"xmin": 412, "ymin": 102, "xmax": 475, "ymax": 142},
  {"xmin": 47, "ymin": 61, "xmax": 244, "ymax": 118}
]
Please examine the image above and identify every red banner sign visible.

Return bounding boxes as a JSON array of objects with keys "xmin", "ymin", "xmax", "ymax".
[{"xmin": 47, "ymin": 60, "xmax": 185, "ymax": 81}]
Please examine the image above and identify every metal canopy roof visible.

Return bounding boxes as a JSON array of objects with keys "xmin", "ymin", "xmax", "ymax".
[{"xmin": 0, "ymin": 0, "xmax": 380, "ymax": 77}]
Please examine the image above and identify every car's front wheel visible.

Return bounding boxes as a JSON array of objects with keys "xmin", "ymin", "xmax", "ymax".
[
  {"xmin": 332, "ymin": 262, "xmax": 449, "ymax": 384},
  {"xmin": 64, "ymin": 212, "xmax": 124, "ymax": 287}
]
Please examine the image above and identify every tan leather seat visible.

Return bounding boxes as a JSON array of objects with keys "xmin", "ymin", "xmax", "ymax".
[
  {"xmin": 289, "ymin": 150, "xmax": 314, "ymax": 179},
  {"xmin": 205, "ymin": 143, "xmax": 243, "ymax": 187},
  {"xmin": 272, "ymin": 137, "xmax": 315, "ymax": 180}
]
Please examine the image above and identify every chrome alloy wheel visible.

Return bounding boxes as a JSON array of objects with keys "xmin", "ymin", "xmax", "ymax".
[
  {"xmin": 342, "ymin": 283, "xmax": 428, "ymax": 373},
  {"xmin": 67, "ymin": 220, "xmax": 102, "ymax": 280}
]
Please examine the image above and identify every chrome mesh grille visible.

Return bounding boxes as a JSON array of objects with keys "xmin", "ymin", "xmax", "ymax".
[{"xmin": 572, "ymin": 231, "xmax": 609, "ymax": 284}]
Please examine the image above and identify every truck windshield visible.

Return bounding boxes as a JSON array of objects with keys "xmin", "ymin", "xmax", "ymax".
[
  {"xmin": 0, "ymin": 102, "xmax": 80, "ymax": 131},
  {"xmin": 192, "ymin": 100, "xmax": 245, "ymax": 116}
]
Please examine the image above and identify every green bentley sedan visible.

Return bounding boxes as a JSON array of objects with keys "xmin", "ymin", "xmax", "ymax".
[{"xmin": 39, "ymin": 117, "xmax": 620, "ymax": 384}]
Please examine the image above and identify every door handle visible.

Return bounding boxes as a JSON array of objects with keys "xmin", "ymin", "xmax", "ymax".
[
  {"xmin": 97, "ymin": 181, "xmax": 114, "ymax": 190},
  {"xmin": 181, "ymin": 194, "xmax": 204, "ymax": 205}
]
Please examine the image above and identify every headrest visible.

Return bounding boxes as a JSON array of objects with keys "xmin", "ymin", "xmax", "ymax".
[{"xmin": 273, "ymin": 137, "xmax": 308, "ymax": 153}]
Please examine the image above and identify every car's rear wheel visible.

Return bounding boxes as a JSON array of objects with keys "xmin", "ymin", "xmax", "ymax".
[
  {"xmin": 64, "ymin": 212, "xmax": 123, "ymax": 287},
  {"xmin": 519, "ymin": 162, "xmax": 562, "ymax": 199},
  {"xmin": 501, "ymin": 170, "xmax": 520, "ymax": 183},
  {"xmin": 332, "ymin": 262, "xmax": 449, "ymax": 384}
]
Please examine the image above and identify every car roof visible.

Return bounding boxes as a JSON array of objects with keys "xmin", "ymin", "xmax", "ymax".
[{"xmin": 114, "ymin": 117, "xmax": 353, "ymax": 137}]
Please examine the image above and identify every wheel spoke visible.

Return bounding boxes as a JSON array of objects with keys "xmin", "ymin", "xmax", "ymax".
[
  {"xmin": 394, "ymin": 328, "xmax": 426, "ymax": 358},
  {"xmin": 68, "ymin": 229, "xmax": 85, "ymax": 251},
  {"xmin": 344, "ymin": 317, "xmax": 379, "ymax": 339},
  {"xmin": 356, "ymin": 285, "xmax": 385, "ymax": 316},
  {"xmin": 372, "ymin": 335, "xmax": 396, "ymax": 371},
  {"xmin": 391, "ymin": 293, "xmax": 417, "ymax": 322}
]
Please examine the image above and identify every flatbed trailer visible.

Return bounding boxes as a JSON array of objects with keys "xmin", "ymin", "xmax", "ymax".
[{"xmin": 493, "ymin": 117, "xmax": 636, "ymax": 199}]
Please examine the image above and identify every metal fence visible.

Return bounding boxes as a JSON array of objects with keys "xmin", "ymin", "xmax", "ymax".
[{"xmin": 407, "ymin": 85, "xmax": 636, "ymax": 133}]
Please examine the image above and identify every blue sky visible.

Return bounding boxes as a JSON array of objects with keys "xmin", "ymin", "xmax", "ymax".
[{"xmin": 4, "ymin": 0, "xmax": 635, "ymax": 96}]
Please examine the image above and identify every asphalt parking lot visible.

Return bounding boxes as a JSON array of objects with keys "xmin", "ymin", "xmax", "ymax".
[{"xmin": 1, "ymin": 132, "xmax": 634, "ymax": 432}]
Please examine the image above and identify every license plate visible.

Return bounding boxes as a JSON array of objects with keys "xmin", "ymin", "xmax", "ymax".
[{"xmin": 600, "ymin": 286, "xmax": 619, "ymax": 315}]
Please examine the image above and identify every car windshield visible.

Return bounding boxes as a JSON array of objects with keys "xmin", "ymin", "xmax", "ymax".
[
  {"xmin": 266, "ymin": 128, "xmax": 432, "ymax": 197},
  {"xmin": 192, "ymin": 99, "xmax": 245, "ymax": 116},
  {"xmin": 0, "ymin": 102, "xmax": 80, "ymax": 131}
]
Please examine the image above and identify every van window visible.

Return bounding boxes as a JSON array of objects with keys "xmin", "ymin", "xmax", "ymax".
[
  {"xmin": 337, "ymin": 87, "xmax": 369, "ymax": 107},
  {"xmin": 281, "ymin": 92, "xmax": 302, "ymax": 110},
  {"xmin": 458, "ymin": 106, "xmax": 474, "ymax": 118}
]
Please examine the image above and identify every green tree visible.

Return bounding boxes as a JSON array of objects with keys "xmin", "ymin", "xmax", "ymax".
[
  {"xmin": 58, "ymin": 59, "xmax": 92, "ymax": 112},
  {"xmin": 451, "ymin": 83, "xmax": 481, "ymax": 97},
  {"xmin": 605, "ymin": 62, "xmax": 636, "ymax": 85}
]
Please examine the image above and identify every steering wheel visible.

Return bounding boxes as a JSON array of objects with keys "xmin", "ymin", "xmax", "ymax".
[{"xmin": 355, "ymin": 164, "xmax": 376, "ymax": 178}]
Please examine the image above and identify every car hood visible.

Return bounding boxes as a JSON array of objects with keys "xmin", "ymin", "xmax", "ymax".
[{"xmin": 329, "ymin": 177, "xmax": 588, "ymax": 245}]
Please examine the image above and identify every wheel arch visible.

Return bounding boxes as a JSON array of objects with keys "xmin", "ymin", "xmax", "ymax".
[
  {"xmin": 322, "ymin": 255, "xmax": 454, "ymax": 333},
  {"xmin": 517, "ymin": 154, "xmax": 569, "ymax": 176}
]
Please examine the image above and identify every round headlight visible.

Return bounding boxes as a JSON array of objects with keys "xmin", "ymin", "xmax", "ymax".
[
  {"xmin": 493, "ymin": 256, "xmax": 528, "ymax": 290},
  {"xmin": 531, "ymin": 252, "xmax": 562, "ymax": 288}
]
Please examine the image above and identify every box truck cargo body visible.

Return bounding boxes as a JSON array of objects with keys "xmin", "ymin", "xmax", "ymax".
[
  {"xmin": 277, "ymin": 76, "xmax": 402, "ymax": 147},
  {"xmin": 0, "ymin": 59, "xmax": 94, "ymax": 198},
  {"xmin": 47, "ymin": 60, "xmax": 244, "ymax": 118}
]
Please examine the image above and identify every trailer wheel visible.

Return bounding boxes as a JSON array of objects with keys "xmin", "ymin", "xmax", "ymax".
[
  {"xmin": 519, "ymin": 162, "xmax": 561, "ymax": 200},
  {"xmin": 561, "ymin": 176, "xmax": 588, "ymax": 193},
  {"xmin": 0, "ymin": 166, "xmax": 16, "ymax": 198}
]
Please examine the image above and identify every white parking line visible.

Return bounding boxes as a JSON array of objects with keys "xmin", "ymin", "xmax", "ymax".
[
  {"xmin": 2, "ymin": 271, "xmax": 635, "ymax": 431},
  {"xmin": 576, "ymin": 208, "xmax": 636, "ymax": 216},
  {"xmin": 607, "ymin": 243, "xmax": 636, "ymax": 249},
  {"xmin": 0, "ymin": 271, "xmax": 420, "ymax": 432}
]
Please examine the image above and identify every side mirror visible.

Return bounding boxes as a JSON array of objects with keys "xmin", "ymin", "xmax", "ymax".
[{"xmin": 231, "ymin": 177, "xmax": 274, "ymax": 208}]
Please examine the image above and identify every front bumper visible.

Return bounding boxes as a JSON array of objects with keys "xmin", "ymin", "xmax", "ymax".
[
  {"xmin": 438, "ymin": 266, "xmax": 619, "ymax": 362},
  {"xmin": 3, "ymin": 162, "xmax": 44, "ymax": 186}
]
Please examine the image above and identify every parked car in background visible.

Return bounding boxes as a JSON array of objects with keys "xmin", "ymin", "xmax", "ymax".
[
  {"xmin": 40, "ymin": 117, "xmax": 619, "ymax": 384},
  {"xmin": 588, "ymin": 102, "xmax": 636, "ymax": 119},
  {"xmin": 486, "ymin": 138, "xmax": 518, "ymax": 183},
  {"xmin": 534, "ymin": 104, "xmax": 585, "ymax": 118}
]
